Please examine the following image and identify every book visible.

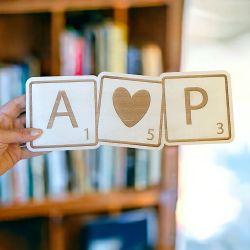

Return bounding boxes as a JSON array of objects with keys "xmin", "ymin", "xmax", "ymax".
[
  {"xmin": 85, "ymin": 149, "xmax": 99, "ymax": 191},
  {"xmin": 107, "ymin": 21, "xmax": 128, "ymax": 73},
  {"xmin": 0, "ymin": 65, "xmax": 16, "ymax": 104},
  {"xmin": 60, "ymin": 29, "xmax": 78, "ymax": 76},
  {"xmin": 127, "ymin": 46, "xmax": 142, "ymax": 75},
  {"xmin": 69, "ymin": 150, "xmax": 86, "ymax": 193},
  {"xmin": 80, "ymin": 209, "xmax": 157, "ymax": 250},
  {"xmin": 126, "ymin": 148, "xmax": 136, "ymax": 187},
  {"xmin": 46, "ymin": 152, "xmax": 69, "ymax": 197},
  {"xmin": 83, "ymin": 28, "xmax": 96, "ymax": 75},
  {"xmin": 148, "ymin": 150, "xmax": 162, "ymax": 186},
  {"xmin": 30, "ymin": 156, "xmax": 46, "ymax": 200},
  {"xmin": 94, "ymin": 22, "xmax": 108, "ymax": 72},
  {"xmin": 141, "ymin": 43, "xmax": 163, "ymax": 76},
  {"xmin": 113, "ymin": 148, "xmax": 127, "ymax": 190},
  {"xmin": 12, "ymin": 159, "xmax": 29, "ymax": 202},
  {"xmin": 0, "ymin": 170, "xmax": 13, "ymax": 204},
  {"xmin": 135, "ymin": 149, "xmax": 149, "ymax": 190},
  {"xmin": 75, "ymin": 35, "xmax": 85, "ymax": 76},
  {"xmin": 97, "ymin": 146, "xmax": 114, "ymax": 192}
]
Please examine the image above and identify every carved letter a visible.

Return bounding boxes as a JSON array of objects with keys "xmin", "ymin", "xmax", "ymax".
[{"xmin": 47, "ymin": 90, "xmax": 78, "ymax": 129}]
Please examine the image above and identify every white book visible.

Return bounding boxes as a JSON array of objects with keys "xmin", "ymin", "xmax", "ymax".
[
  {"xmin": 31, "ymin": 155, "xmax": 46, "ymax": 200},
  {"xmin": 60, "ymin": 30, "xmax": 78, "ymax": 76},
  {"xmin": 85, "ymin": 149, "xmax": 98, "ymax": 191},
  {"xmin": 12, "ymin": 159, "xmax": 29, "ymax": 202},
  {"xmin": 0, "ymin": 66, "xmax": 13, "ymax": 104},
  {"xmin": 142, "ymin": 43, "xmax": 163, "ymax": 76},
  {"xmin": 113, "ymin": 148, "xmax": 127, "ymax": 190},
  {"xmin": 148, "ymin": 150, "xmax": 162, "ymax": 186},
  {"xmin": 70, "ymin": 150, "xmax": 86, "ymax": 193},
  {"xmin": 89, "ymin": 239, "xmax": 122, "ymax": 250},
  {"xmin": 0, "ymin": 64, "xmax": 22, "ymax": 103},
  {"xmin": 82, "ymin": 150, "xmax": 93, "ymax": 193},
  {"xmin": 0, "ymin": 170, "xmax": 13, "ymax": 204},
  {"xmin": 10, "ymin": 65, "xmax": 23, "ymax": 98},
  {"xmin": 98, "ymin": 146, "xmax": 114, "ymax": 192},
  {"xmin": 47, "ymin": 151, "xmax": 68, "ymax": 197}
]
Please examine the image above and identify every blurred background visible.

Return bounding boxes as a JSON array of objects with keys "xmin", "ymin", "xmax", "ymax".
[
  {"xmin": 178, "ymin": 0, "xmax": 250, "ymax": 249},
  {"xmin": 0, "ymin": 0, "xmax": 249, "ymax": 249}
]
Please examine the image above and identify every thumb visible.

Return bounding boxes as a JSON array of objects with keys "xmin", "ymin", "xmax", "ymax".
[{"xmin": 0, "ymin": 128, "xmax": 43, "ymax": 144}]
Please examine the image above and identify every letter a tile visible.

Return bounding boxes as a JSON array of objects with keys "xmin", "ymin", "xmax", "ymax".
[
  {"xmin": 26, "ymin": 76, "xmax": 98, "ymax": 151},
  {"xmin": 162, "ymin": 71, "xmax": 234, "ymax": 145}
]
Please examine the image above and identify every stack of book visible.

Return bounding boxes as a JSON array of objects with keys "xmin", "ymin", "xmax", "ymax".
[
  {"xmin": 0, "ymin": 58, "xmax": 40, "ymax": 203},
  {"xmin": 0, "ymin": 19, "xmax": 163, "ymax": 204}
]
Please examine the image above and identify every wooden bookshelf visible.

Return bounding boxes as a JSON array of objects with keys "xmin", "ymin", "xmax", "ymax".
[
  {"xmin": 0, "ymin": 0, "xmax": 183, "ymax": 250},
  {"xmin": 0, "ymin": 188, "xmax": 159, "ymax": 221},
  {"xmin": 0, "ymin": 0, "xmax": 174, "ymax": 14}
]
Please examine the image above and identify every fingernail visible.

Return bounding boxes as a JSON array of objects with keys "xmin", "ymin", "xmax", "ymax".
[{"xmin": 30, "ymin": 129, "xmax": 43, "ymax": 136}]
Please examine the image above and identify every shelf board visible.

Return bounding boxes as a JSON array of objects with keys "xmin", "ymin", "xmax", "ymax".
[
  {"xmin": 0, "ymin": 0, "xmax": 173, "ymax": 14},
  {"xmin": 0, "ymin": 187, "xmax": 160, "ymax": 220}
]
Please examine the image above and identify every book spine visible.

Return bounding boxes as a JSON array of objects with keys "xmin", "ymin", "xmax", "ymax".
[
  {"xmin": 148, "ymin": 150, "xmax": 162, "ymax": 186},
  {"xmin": 74, "ymin": 36, "xmax": 84, "ymax": 76},
  {"xmin": 126, "ymin": 148, "xmax": 136, "ymax": 187},
  {"xmin": 12, "ymin": 160, "xmax": 29, "ymax": 202},
  {"xmin": 113, "ymin": 148, "xmax": 127, "ymax": 190},
  {"xmin": 30, "ymin": 156, "xmax": 46, "ymax": 200},
  {"xmin": 98, "ymin": 146, "xmax": 114, "ymax": 192},
  {"xmin": 47, "ymin": 151, "xmax": 69, "ymax": 197},
  {"xmin": 135, "ymin": 149, "xmax": 149, "ymax": 190}
]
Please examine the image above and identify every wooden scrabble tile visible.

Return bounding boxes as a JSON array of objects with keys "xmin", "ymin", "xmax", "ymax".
[
  {"xmin": 98, "ymin": 72, "xmax": 164, "ymax": 149},
  {"xmin": 162, "ymin": 71, "xmax": 234, "ymax": 145},
  {"xmin": 26, "ymin": 76, "xmax": 98, "ymax": 151}
]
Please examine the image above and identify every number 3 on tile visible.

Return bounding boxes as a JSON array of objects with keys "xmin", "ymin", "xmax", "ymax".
[{"xmin": 217, "ymin": 122, "xmax": 224, "ymax": 134}]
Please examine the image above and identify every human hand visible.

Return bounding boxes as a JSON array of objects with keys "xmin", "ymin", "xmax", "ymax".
[{"xmin": 0, "ymin": 95, "xmax": 44, "ymax": 175}]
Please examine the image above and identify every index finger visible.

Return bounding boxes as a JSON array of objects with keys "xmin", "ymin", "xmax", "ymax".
[{"xmin": 0, "ymin": 95, "xmax": 26, "ymax": 118}]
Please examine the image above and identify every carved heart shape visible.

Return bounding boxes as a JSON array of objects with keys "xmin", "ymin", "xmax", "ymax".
[{"xmin": 113, "ymin": 87, "xmax": 151, "ymax": 128}]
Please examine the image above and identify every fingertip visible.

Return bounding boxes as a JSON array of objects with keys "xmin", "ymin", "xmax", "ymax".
[{"xmin": 29, "ymin": 128, "xmax": 43, "ymax": 137}]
